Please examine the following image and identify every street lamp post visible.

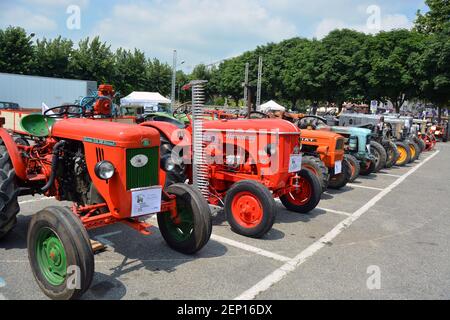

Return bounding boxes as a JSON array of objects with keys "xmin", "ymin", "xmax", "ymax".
[{"xmin": 171, "ymin": 50, "xmax": 185, "ymax": 111}]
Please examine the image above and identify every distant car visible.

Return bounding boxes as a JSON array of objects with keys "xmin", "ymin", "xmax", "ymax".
[{"xmin": 0, "ymin": 102, "xmax": 20, "ymax": 110}]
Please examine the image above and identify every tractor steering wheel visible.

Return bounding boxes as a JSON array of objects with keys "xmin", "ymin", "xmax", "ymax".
[
  {"xmin": 247, "ymin": 111, "xmax": 269, "ymax": 119},
  {"xmin": 298, "ymin": 115, "xmax": 328, "ymax": 130},
  {"xmin": 44, "ymin": 105, "xmax": 84, "ymax": 119},
  {"xmin": 173, "ymin": 104, "xmax": 192, "ymax": 118}
]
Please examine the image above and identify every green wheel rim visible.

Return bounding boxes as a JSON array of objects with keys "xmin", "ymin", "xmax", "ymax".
[
  {"xmin": 163, "ymin": 202, "xmax": 194, "ymax": 242},
  {"xmin": 36, "ymin": 228, "xmax": 67, "ymax": 286}
]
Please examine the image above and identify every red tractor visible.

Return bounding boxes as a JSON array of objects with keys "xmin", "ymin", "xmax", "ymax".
[
  {"xmin": 141, "ymin": 116, "xmax": 322, "ymax": 238},
  {"xmin": 0, "ymin": 106, "xmax": 212, "ymax": 300}
]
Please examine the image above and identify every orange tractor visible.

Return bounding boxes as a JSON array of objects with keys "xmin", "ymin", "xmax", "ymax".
[{"xmin": 0, "ymin": 106, "xmax": 212, "ymax": 300}]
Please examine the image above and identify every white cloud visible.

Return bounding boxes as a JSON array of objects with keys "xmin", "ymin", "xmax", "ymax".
[
  {"xmin": 314, "ymin": 14, "xmax": 413, "ymax": 39},
  {"xmin": 92, "ymin": 0, "xmax": 297, "ymax": 67},
  {"xmin": 0, "ymin": 6, "xmax": 57, "ymax": 32},
  {"xmin": 22, "ymin": 0, "xmax": 89, "ymax": 8}
]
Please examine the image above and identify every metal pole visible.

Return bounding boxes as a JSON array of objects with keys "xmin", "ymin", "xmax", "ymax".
[
  {"xmin": 243, "ymin": 62, "xmax": 249, "ymax": 105},
  {"xmin": 171, "ymin": 50, "xmax": 177, "ymax": 112},
  {"xmin": 256, "ymin": 56, "xmax": 263, "ymax": 108}
]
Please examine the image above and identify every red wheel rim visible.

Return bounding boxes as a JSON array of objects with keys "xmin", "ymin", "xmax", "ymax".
[
  {"xmin": 349, "ymin": 161, "xmax": 356, "ymax": 177},
  {"xmin": 231, "ymin": 192, "xmax": 264, "ymax": 228},
  {"xmin": 285, "ymin": 176, "xmax": 312, "ymax": 205}
]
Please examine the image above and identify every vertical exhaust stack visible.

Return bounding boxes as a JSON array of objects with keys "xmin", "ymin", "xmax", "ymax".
[{"xmin": 190, "ymin": 80, "xmax": 209, "ymax": 199}]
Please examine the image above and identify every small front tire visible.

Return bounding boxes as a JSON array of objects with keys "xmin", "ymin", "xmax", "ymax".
[{"xmin": 280, "ymin": 169, "xmax": 321, "ymax": 214}]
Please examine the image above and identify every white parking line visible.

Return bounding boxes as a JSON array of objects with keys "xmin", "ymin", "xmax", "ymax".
[
  {"xmin": 211, "ymin": 234, "xmax": 291, "ymax": 263},
  {"xmin": 235, "ymin": 150, "xmax": 440, "ymax": 300},
  {"xmin": 377, "ymin": 173, "xmax": 402, "ymax": 178},
  {"xmin": 317, "ymin": 207, "xmax": 352, "ymax": 217},
  {"xmin": 19, "ymin": 197, "xmax": 55, "ymax": 205},
  {"xmin": 347, "ymin": 184, "xmax": 383, "ymax": 191}
]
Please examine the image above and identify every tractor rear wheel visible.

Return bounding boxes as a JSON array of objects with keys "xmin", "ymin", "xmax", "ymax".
[
  {"xmin": 27, "ymin": 206, "xmax": 94, "ymax": 300},
  {"xmin": 225, "ymin": 180, "xmax": 276, "ymax": 238},
  {"xmin": 384, "ymin": 141, "xmax": 400, "ymax": 168},
  {"xmin": 301, "ymin": 156, "xmax": 329, "ymax": 192},
  {"xmin": 0, "ymin": 140, "xmax": 20, "ymax": 240},
  {"xmin": 158, "ymin": 184, "xmax": 212, "ymax": 253},
  {"xmin": 359, "ymin": 160, "xmax": 376, "ymax": 176},
  {"xmin": 344, "ymin": 154, "xmax": 360, "ymax": 182},
  {"xmin": 395, "ymin": 142, "xmax": 411, "ymax": 166},
  {"xmin": 407, "ymin": 140, "xmax": 420, "ymax": 163},
  {"xmin": 328, "ymin": 159, "xmax": 351, "ymax": 189},
  {"xmin": 280, "ymin": 169, "xmax": 321, "ymax": 214},
  {"xmin": 370, "ymin": 141, "xmax": 387, "ymax": 172}
]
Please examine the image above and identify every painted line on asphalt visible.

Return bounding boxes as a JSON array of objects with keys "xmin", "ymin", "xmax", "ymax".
[
  {"xmin": 317, "ymin": 207, "xmax": 352, "ymax": 217},
  {"xmin": 377, "ymin": 173, "xmax": 402, "ymax": 178},
  {"xmin": 347, "ymin": 184, "xmax": 384, "ymax": 191},
  {"xmin": 19, "ymin": 197, "xmax": 55, "ymax": 205},
  {"xmin": 235, "ymin": 150, "xmax": 440, "ymax": 300},
  {"xmin": 211, "ymin": 234, "xmax": 291, "ymax": 263},
  {"xmin": 94, "ymin": 231, "xmax": 123, "ymax": 248}
]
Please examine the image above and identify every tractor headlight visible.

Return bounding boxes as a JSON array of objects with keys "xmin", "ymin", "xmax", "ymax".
[
  {"xmin": 161, "ymin": 155, "xmax": 176, "ymax": 172},
  {"xmin": 95, "ymin": 161, "xmax": 115, "ymax": 180}
]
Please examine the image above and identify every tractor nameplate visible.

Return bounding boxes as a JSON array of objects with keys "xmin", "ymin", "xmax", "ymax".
[{"xmin": 84, "ymin": 137, "xmax": 117, "ymax": 147}]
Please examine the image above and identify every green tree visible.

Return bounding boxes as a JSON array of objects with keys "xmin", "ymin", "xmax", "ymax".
[
  {"xmin": 146, "ymin": 58, "xmax": 172, "ymax": 95},
  {"xmin": 32, "ymin": 36, "xmax": 74, "ymax": 78},
  {"xmin": 366, "ymin": 30, "xmax": 426, "ymax": 112},
  {"xmin": 0, "ymin": 27, "xmax": 34, "ymax": 74},
  {"xmin": 415, "ymin": 0, "xmax": 450, "ymax": 34},
  {"xmin": 113, "ymin": 48, "xmax": 147, "ymax": 96},
  {"xmin": 69, "ymin": 37, "xmax": 114, "ymax": 82},
  {"xmin": 417, "ymin": 22, "xmax": 450, "ymax": 116}
]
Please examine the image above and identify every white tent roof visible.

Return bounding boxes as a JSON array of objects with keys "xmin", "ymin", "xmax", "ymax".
[
  {"xmin": 257, "ymin": 100, "xmax": 286, "ymax": 113},
  {"xmin": 120, "ymin": 92, "xmax": 171, "ymax": 106}
]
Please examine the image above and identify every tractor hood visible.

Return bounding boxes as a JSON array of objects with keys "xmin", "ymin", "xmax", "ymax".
[
  {"xmin": 301, "ymin": 129, "xmax": 342, "ymax": 141},
  {"xmin": 51, "ymin": 118, "xmax": 160, "ymax": 148},
  {"xmin": 203, "ymin": 119, "xmax": 300, "ymax": 134}
]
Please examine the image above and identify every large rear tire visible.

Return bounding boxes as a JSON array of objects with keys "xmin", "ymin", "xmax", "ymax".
[
  {"xmin": 370, "ymin": 141, "xmax": 387, "ymax": 172},
  {"xmin": 301, "ymin": 156, "xmax": 329, "ymax": 193},
  {"xmin": 224, "ymin": 180, "xmax": 276, "ymax": 238},
  {"xmin": 0, "ymin": 140, "xmax": 20, "ymax": 240},
  {"xmin": 280, "ymin": 169, "xmax": 321, "ymax": 214},
  {"xmin": 407, "ymin": 140, "xmax": 420, "ymax": 163},
  {"xmin": 344, "ymin": 154, "xmax": 360, "ymax": 182},
  {"xmin": 158, "ymin": 184, "xmax": 212, "ymax": 254},
  {"xmin": 27, "ymin": 206, "xmax": 94, "ymax": 300}
]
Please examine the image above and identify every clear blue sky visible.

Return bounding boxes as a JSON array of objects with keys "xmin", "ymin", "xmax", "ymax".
[{"xmin": 0, "ymin": 0, "xmax": 428, "ymax": 72}]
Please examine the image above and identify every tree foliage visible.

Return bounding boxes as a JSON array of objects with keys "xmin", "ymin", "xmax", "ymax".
[{"xmin": 415, "ymin": 0, "xmax": 450, "ymax": 34}]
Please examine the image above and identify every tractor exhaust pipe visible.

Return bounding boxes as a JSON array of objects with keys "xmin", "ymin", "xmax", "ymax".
[{"xmin": 41, "ymin": 140, "xmax": 66, "ymax": 193}]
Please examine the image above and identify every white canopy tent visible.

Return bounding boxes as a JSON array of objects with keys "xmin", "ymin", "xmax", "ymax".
[
  {"xmin": 257, "ymin": 100, "xmax": 286, "ymax": 113},
  {"xmin": 120, "ymin": 92, "xmax": 171, "ymax": 112}
]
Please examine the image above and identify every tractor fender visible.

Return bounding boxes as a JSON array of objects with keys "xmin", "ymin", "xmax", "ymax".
[
  {"xmin": 140, "ymin": 121, "xmax": 189, "ymax": 146},
  {"xmin": 0, "ymin": 128, "xmax": 27, "ymax": 180}
]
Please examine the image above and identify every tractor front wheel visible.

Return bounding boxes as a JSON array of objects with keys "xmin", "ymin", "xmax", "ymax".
[
  {"xmin": 158, "ymin": 184, "xmax": 212, "ymax": 254},
  {"xmin": 27, "ymin": 206, "xmax": 94, "ymax": 300},
  {"xmin": 359, "ymin": 160, "xmax": 376, "ymax": 176},
  {"xmin": 384, "ymin": 141, "xmax": 400, "ymax": 168},
  {"xmin": 370, "ymin": 141, "xmax": 387, "ymax": 172},
  {"xmin": 395, "ymin": 142, "xmax": 411, "ymax": 166},
  {"xmin": 225, "ymin": 181, "xmax": 276, "ymax": 238},
  {"xmin": 344, "ymin": 154, "xmax": 360, "ymax": 182},
  {"xmin": 328, "ymin": 159, "xmax": 351, "ymax": 189},
  {"xmin": 407, "ymin": 140, "xmax": 420, "ymax": 163},
  {"xmin": 280, "ymin": 169, "xmax": 321, "ymax": 214},
  {"xmin": 0, "ymin": 140, "xmax": 20, "ymax": 240}
]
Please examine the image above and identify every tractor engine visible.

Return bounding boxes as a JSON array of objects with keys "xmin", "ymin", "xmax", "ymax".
[{"xmin": 56, "ymin": 141, "xmax": 93, "ymax": 206}]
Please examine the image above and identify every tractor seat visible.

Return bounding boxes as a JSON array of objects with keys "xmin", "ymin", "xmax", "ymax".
[{"xmin": 20, "ymin": 114, "xmax": 56, "ymax": 137}]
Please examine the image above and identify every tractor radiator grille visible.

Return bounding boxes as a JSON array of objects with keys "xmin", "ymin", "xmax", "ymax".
[
  {"xmin": 336, "ymin": 138, "xmax": 345, "ymax": 151},
  {"xmin": 126, "ymin": 147, "xmax": 159, "ymax": 190}
]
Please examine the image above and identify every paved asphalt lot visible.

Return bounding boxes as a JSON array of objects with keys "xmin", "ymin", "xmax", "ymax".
[{"xmin": 1, "ymin": 143, "xmax": 449, "ymax": 300}]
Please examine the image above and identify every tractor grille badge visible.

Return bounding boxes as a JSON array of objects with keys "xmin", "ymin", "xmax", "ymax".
[{"xmin": 130, "ymin": 154, "xmax": 149, "ymax": 168}]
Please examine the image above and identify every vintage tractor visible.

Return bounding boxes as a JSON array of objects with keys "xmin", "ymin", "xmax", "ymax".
[
  {"xmin": 299, "ymin": 129, "xmax": 353, "ymax": 190},
  {"xmin": 243, "ymin": 111, "xmax": 354, "ymax": 189},
  {"xmin": 0, "ymin": 107, "xmax": 212, "ymax": 300},
  {"xmin": 141, "ymin": 116, "xmax": 322, "ymax": 239},
  {"xmin": 337, "ymin": 114, "xmax": 402, "ymax": 168},
  {"xmin": 297, "ymin": 116, "xmax": 378, "ymax": 176}
]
